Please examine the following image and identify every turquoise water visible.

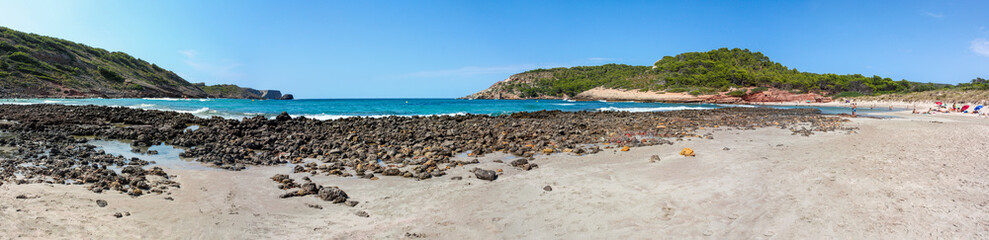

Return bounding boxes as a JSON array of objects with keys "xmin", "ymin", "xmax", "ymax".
[{"xmin": 0, "ymin": 98, "xmax": 879, "ymax": 119}]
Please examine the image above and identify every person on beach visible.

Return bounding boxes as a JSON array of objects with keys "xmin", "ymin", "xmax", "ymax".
[{"xmin": 852, "ymin": 103, "xmax": 857, "ymax": 116}]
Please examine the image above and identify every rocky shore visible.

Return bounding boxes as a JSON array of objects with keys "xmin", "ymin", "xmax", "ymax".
[{"xmin": 0, "ymin": 104, "xmax": 851, "ymax": 201}]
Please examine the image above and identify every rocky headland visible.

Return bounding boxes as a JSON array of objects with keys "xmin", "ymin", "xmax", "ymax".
[{"xmin": 0, "ymin": 26, "xmax": 289, "ymax": 99}]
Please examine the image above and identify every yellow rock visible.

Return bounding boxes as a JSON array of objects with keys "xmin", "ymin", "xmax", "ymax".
[
  {"xmin": 370, "ymin": 177, "xmax": 379, "ymax": 180},
  {"xmin": 679, "ymin": 148, "xmax": 695, "ymax": 157},
  {"xmin": 542, "ymin": 148, "xmax": 555, "ymax": 154},
  {"xmin": 620, "ymin": 146, "xmax": 630, "ymax": 151}
]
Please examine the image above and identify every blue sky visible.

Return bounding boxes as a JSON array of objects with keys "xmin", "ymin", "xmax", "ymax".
[{"xmin": 2, "ymin": 0, "xmax": 988, "ymax": 98}]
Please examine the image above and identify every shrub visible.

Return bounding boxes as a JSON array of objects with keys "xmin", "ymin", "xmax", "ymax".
[
  {"xmin": 98, "ymin": 67, "xmax": 125, "ymax": 82},
  {"xmin": 727, "ymin": 90, "xmax": 747, "ymax": 97},
  {"xmin": 688, "ymin": 90, "xmax": 702, "ymax": 96},
  {"xmin": 833, "ymin": 91, "xmax": 864, "ymax": 98},
  {"xmin": 125, "ymin": 83, "xmax": 144, "ymax": 90},
  {"xmin": 751, "ymin": 87, "xmax": 768, "ymax": 93},
  {"xmin": 667, "ymin": 87, "xmax": 689, "ymax": 93},
  {"xmin": 7, "ymin": 51, "xmax": 37, "ymax": 64}
]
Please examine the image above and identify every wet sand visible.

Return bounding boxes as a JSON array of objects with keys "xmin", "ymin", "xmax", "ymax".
[{"xmin": 3, "ymin": 111, "xmax": 989, "ymax": 239}]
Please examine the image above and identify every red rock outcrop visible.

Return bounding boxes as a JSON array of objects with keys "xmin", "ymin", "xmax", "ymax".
[{"xmin": 743, "ymin": 89, "xmax": 832, "ymax": 103}]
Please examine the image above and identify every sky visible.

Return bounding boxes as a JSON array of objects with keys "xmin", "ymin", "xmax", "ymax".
[{"xmin": 2, "ymin": 0, "xmax": 988, "ymax": 98}]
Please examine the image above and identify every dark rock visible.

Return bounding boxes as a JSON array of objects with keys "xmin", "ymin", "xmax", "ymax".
[
  {"xmin": 344, "ymin": 200, "xmax": 359, "ymax": 207},
  {"xmin": 543, "ymin": 185, "xmax": 553, "ymax": 191},
  {"xmin": 299, "ymin": 183, "xmax": 320, "ymax": 195},
  {"xmin": 96, "ymin": 199, "xmax": 108, "ymax": 207},
  {"xmin": 279, "ymin": 192, "xmax": 297, "ymax": 199},
  {"xmin": 355, "ymin": 210, "xmax": 370, "ymax": 218},
  {"xmin": 382, "ymin": 168, "xmax": 401, "ymax": 176},
  {"xmin": 275, "ymin": 112, "xmax": 292, "ymax": 121},
  {"xmin": 450, "ymin": 176, "xmax": 463, "ymax": 181},
  {"xmin": 473, "ymin": 168, "xmax": 497, "ymax": 181},
  {"xmin": 650, "ymin": 155, "xmax": 661, "ymax": 163},
  {"xmin": 279, "ymin": 94, "xmax": 294, "ymax": 100},
  {"xmin": 509, "ymin": 158, "xmax": 528, "ymax": 168},
  {"xmin": 271, "ymin": 174, "xmax": 290, "ymax": 183},
  {"xmin": 317, "ymin": 186, "xmax": 349, "ymax": 203},
  {"xmin": 113, "ymin": 212, "xmax": 123, "ymax": 218},
  {"xmin": 307, "ymin": 203, "xmax": 323, "ymax": 209}
]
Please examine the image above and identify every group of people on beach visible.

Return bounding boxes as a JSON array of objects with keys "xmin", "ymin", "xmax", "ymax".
[
  {"xmin": 841, "ymin": 99, "xmax": 988, "ymax": 117},
  {"xmin": 914, "ymin": 102, "xmax": 987, "ymax": 117}
]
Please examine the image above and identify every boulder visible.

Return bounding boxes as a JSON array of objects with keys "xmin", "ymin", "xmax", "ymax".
[
  {"xmin": 473, "ymin": 168, "xmax": 498, "ymax": 181},
  {"xmin": 317, "ymin": 186, "xmax": 349, "ymax": 203},
  {"xmin": 275, "ymin": 112, "xmax": 292, "ymax": 121}
]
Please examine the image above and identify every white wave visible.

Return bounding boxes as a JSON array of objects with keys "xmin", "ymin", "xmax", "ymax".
[
  {"xmin": 130, "ymin": 103, "xmax": 157, "ymax": 108},
  {"xmin": 42, "ymin": 100, "xmax": 64, "ymax": 104},
  {"xmin": 142, "ymin": 98, "xmax": 213, "ymax": 102},
  {"xmin": 716, "ymin": 104, "xmax": 757, "ymax": 108},
  {"xmin": 174, "ymin": 107, "xmax": 212, "ymax": 114},
  {"xmin": 290, "ymin": 112, "xmax": 469, "ymax": 121},
  {"xmin": 596, "ymin": 106, "xmax": 713, "ymax": 112},
  {"xmin": 597, "ymin": 100, "xmax": 608, "ymax": 102},
  {"xmin": 554, "ymin": 103, "xmax": 576, "ymax": 106}
]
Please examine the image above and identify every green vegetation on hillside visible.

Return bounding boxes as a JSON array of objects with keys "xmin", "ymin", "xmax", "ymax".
[
  {"xmin": 500, "ymin": 48, "xmax": 955, "ymax": 98},
  {"xmin": 0, "ymin": 26, "xmax": 196, "ymax": 96},
  {"xmin": 0, "ymin": 26, "xmax": 271, "ymax": 98},
  {"xmin": 513, "ymin": 64, "xmax": 655, "ymax": 97},
  {"xmin": 199, "ymin": 84, "xmax": 250, "ymax": 97}
]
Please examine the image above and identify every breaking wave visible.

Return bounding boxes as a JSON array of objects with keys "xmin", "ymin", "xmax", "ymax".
[{"xmin": 596, "ymin": 106, "xmax": 714, "ymax": 112}]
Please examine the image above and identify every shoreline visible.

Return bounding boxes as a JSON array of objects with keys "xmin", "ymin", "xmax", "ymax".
[
  {"xmin": 3, "ymin": 109, "xmax": 989, "ymax": 238},
  {"xmin": 2, "ymin": 104, "xmax": 989, "ymax": 238}
]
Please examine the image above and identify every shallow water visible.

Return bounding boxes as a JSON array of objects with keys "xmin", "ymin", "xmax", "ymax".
[
  {"xmin": 87, "ymin": 139, "xmax": 216, "ymax": 172},
  {"xmin": 0, "ymin": 98, "xmax": 891, "ymax": 119}
]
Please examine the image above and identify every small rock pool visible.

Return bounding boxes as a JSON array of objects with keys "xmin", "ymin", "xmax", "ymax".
[{"xmin": 87, "ymin": 139, "xmax": 216, "ymax": 171}]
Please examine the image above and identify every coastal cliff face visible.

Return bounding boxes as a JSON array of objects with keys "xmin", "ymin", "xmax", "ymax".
[
  {"xmin": 0, "ymin": 26, "xmax": 286, "ymax": 99},
  {"xmin": 464, "ymin": 71, "xmax": 557, "ymax": 99}
]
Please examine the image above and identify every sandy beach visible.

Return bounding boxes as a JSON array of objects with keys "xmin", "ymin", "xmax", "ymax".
[{"xmin": 2, "ymin": 109, "xmax": 988, "ymax": 239}]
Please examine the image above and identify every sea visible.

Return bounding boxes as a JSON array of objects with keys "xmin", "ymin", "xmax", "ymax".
[{"xmin": 0, "ymin": 98, "xmax": 882, "ymax": 120}]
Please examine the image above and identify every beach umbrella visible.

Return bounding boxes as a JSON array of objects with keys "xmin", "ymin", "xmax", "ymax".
[
  {"xmin": 961, "ymin": 105, "xmax": 970, "ymax": 112},
  {"xmin": 975, "ymin": 105, "xmax": 984, "ymax": 112}
]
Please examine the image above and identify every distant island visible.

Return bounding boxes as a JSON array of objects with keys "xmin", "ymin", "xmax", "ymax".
[
  {"xmin": 466, "ymin": 48, "xmax": 984, "ymax": 103},
  {"xmin": 0, "ymin": 26, "xmax": 290, "ymax": 99}
]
